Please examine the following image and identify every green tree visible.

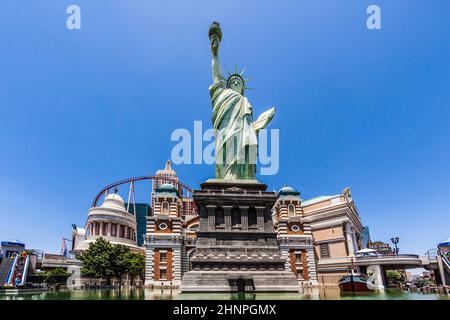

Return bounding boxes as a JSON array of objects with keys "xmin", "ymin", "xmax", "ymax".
[
  {"xmin": 77, "ymin": 238, "xmax": 144, "ymax": 287},
  {"xmin": 78, "ymin": 237, "xmax": 145, "ymax": 285},
  {"xmin": 123, "ymin": 251, "xmax": 145, "ymax": 285},
  {"xmin": 110, "ymin": 244, "xmax": 131, "ymax": 284},
  {"xmin": 78, "ymin": 237, "xmax": 115, "ymax": 284},
  {"xmin": 386, "ymin": 270, "xmax": 404, "ymax": 283},
  {"xmin": 43, "ymin": 267, "xmax": 70, "ymax": 284}
]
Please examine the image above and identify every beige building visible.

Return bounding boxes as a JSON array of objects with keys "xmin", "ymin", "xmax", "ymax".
[
  {"xmin": 144, "ymin": 181, "xmax": 364, "ymax": 289},
  {"xmin": 303, "ymin": 188, "xmax": 363, "ymax": 286}
]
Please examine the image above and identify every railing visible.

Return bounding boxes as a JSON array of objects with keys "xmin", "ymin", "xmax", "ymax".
[
  {"xmin": 425, "ymin": 249, "xmax": 438, "ymax": 261},
  {"xmin": 356, "ymin": 254, "xmax": 420, "ymax": 260},
  {"xmin": 19, "ymin": 255, "xmax": 30, "ymax": 286},
  {"xmin": 442, "ymin": 254, "xmax": 450, "ymax": 270},
  {"xmin": 5, "ymin": 254, "xmax": 18, "ymax": 285},
  {"xmin": 29, "ymin": 249, "xmax": 45, "ymax": 261}
]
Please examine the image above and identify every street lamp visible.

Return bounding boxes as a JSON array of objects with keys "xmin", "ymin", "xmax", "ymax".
[{"xmin": 391, "ymin": 237, "xmax": 400, "ymax": 256}]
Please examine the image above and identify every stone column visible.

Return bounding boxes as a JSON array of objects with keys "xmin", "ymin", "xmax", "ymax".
[
  {"xmin": 280, "ymin": 247, "xmax": 290, "ymax": 272},
  {"xmin": 367, "ymin": 264, "xmax": 385, "ymax": 290},
  {"xmin": 240, "ymin": 206, "xmax": 249, "ymax": 230},
  {"xmin": 306, "ymin": 247, "xmax": 318, "ymax": 285},
  {"xmin": 199, "ymin": 206, "xmax": 208, "ymax": 231},
  {"xmin": 108, "ymin": 222, "xmax": 112, "ymax": 237},
  {"xmin": 144, "ymin": 245, "xmax": 154, "ymax": 286},
  {"xmin": 256, "ymin": 207, "xmax": 265, "ymax": 230},
  {"xmin": 345, "ymin": 222, "xmax": 355, "ymax": 256},
  {"xmin": 173, "ymin": 246, "xmax": 182, "ymax": 284},
  {"xmin": 351, "ymin": 227, "xmax": 359, "ymax": 252},
  {"xmin": 124, "ymin": 225, "xmax": 128, "ymax": 239},
  {"xmin": 206, "ymin": 205, "xmax": 215, "ymax": 230},
  {"xmin": 223, "ymin": 206, "xmax": 232, "ymax": 230}
]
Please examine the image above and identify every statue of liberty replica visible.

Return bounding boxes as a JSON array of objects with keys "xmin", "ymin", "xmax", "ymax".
[
  {"xmin": 208, "ymin": 22, "xmax": 275, "ymax": 180},
  {"xmin": 180, "ymin": 22, "xmax": 299, "ymax": 293}
]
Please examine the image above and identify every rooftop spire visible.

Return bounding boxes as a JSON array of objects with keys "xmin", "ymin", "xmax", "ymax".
[{"xmin": 165, "ymin": 159, "xmax": 172, "ymax": 171}]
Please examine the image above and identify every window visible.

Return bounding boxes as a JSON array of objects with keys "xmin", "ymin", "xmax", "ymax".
[
  {"xmin": 288, "ymin": 204, "xmax": 296, "ymax": 217},
  {"xmin": 160, "ymin": 251, "xmax": 167, "ymax": 262},
  {"xmin": 248, "ymin": 207, "xmax": 257, "ymax": 226},
  {"xmin": 158, "ymin": 223, "xmax": 168, "ymax": 230},
  {"xmin": 231, "ymin": 207, "xmax": 241, "ymax": 226},
  {"xmin": 215, "ymin": 207, "xmax": 224, "ymax": 226},
  {"xmin": 120, "ymin": 225, "xmax": 125, "ymax": 238},
  {"xmin": 159, "ymin": 269, "xmax": 167, "ymax": 280},
  {"xmin": 295, "ymin": 253, "xmax": 302, "ymax": 264},
  {"xmin": 111, "ymin": 224, "xmax": 117, "ymax": 237},
  {"xmin": 102, "ymin": 223, "xmax": 108, "ymax": 236},
  {"xmin": 320, "ymin": 243, "xmax": 330, "ymax": 258},
  {"xmin": 162, "ymin": 202, "xmax": 169, "ymax": 214},
  {"xmin": 291, "ymin": 224, "xmax": 300, "ymax": 232}
]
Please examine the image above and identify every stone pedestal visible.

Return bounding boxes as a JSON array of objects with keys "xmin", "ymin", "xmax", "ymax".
[{"xmin": 180, "ymin": 179, "xmax": 300, "ymax": 292}]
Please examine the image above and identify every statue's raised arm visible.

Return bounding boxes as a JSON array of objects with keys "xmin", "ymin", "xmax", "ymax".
[
  {"xmin": 207, "ymin": 21, "xmax": 275, "ymax": 180},
  {"xmin": 209, "ymin": 22, "xmax": 223, "ymax": 83}
]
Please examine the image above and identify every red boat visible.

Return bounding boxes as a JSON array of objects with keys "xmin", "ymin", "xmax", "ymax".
[{"xmin": 338, "ymin": 273, "xmax": 374, "ymax": 292}]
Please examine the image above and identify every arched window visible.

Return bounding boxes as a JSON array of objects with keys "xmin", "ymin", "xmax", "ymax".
[
  {"xmin": 248, "ymin": 207, "xmax": 257, "ymax": 226},
  {"xmin": 162, "ymin": 201, "xmax": 169, "ymax": 215},
  {"xmin": 288, "ymin": 204, "xmax": 296, "ymax": 217},
  {"xmin": 215, "ymin": 207, "xmax": 225, "ymax": 226},
  {"xmin": 231, "ymin": 207, "xmax": 241, "ymax": 226}
]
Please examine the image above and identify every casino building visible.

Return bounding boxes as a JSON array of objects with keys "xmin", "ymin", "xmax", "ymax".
[
  {"xmin": 142, "ymin": 164, "xmax": 364, "ymax": 289},
  {"xmin": 73, "ymin": 161, "xmax": 365, "ymax": 289}
]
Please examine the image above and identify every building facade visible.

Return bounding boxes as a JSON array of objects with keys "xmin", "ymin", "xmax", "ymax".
[
  {"xmin": 272, "ymin": 186, "xmax": 318, "ymax": 286},
  {"xmin": 72, "ymin": 162, "xmax": 365, "ymax": 289},
  {"xmin": 143, "ymin": 179, "xmax": 365, "ymax": 290},
  {"xmin": 144, "ymin": 183, "xmax": 184, "ymax": 287}
]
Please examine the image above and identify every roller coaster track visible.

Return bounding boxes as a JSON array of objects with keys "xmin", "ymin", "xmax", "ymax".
[{"xmin": 91, "ymin": 175, "xmax": 194, "ymax": 208}]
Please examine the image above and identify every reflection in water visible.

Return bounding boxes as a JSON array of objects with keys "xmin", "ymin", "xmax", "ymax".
[{"xmin": 0, "ymin": 288, "xmax": 448, "ymax": 300}]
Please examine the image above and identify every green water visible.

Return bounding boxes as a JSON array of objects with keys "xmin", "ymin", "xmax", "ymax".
[{"xmin": 1, "ymin": 288, "xmax": 448, "ymax": 300}]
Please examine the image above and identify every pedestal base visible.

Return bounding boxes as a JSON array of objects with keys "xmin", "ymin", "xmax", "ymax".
[
  {"xmin": 180, "ymin": 179, "xmax": 300, "ymax": 292},
  {"xmin": 180, "ymin": 271, "xmax": 300, "ymax": 292}
]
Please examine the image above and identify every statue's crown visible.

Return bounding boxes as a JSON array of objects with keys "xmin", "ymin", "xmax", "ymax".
[{"xmin": 226, "ymin": 64, "xmax": 251, "ymax": 90}]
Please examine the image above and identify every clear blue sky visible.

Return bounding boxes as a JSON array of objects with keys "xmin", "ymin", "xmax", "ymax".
[{"xmin": 0, "ymin": 1, "xmax": 449, "ymax": 256}]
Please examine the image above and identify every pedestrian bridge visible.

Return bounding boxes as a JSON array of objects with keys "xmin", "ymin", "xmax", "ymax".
[{"xmin": 355, "ymin": 254, "xmax": 424, "ymax": 269}]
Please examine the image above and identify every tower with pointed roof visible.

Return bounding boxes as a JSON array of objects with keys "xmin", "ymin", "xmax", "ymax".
[{"xmin": 145, "ymin": 182, "xmax": 184, "ymax": 287}]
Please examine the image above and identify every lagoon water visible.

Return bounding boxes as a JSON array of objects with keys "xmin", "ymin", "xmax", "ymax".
[{"xmin": 1, "ymin": 288, "xmax": 448, "ymax": 300}]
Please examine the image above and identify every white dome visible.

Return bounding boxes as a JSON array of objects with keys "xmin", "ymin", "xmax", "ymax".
[{"xmin": 101, "ymin": 193, "xmax": 125, "ymax": 210}]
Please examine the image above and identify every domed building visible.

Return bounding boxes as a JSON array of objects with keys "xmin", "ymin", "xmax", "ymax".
[{"xmin": 73, "ymin": 193, "xmax": 143, "ymax": 254}]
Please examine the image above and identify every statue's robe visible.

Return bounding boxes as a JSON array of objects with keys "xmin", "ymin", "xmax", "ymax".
[{"xmin": 209, "ymin": 77, "xmax": 257, "ymax": 179}]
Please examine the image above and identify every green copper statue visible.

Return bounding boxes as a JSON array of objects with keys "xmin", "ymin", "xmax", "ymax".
[{"xmin": 208, "ymin": 22, "xmax": 275, "ymax": 180}]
